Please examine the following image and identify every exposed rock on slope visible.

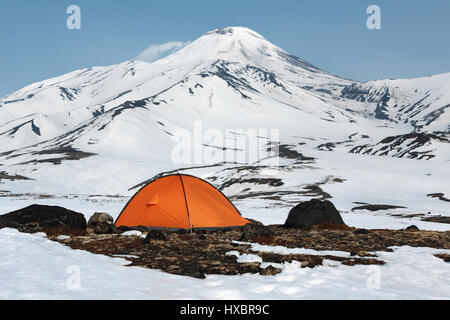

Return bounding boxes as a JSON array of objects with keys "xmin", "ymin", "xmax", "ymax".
[{"xmin": 350, "ymin": 131, "xmax": 450, "ymax": 160}]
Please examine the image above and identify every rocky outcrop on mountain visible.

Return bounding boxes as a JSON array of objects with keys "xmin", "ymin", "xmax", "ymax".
[
  {"xmin": 351, "ymin": 203, "xmax": 407, "ymax": 211},
  {"xmin": 341, "ymin": 74, "xmax": 450, "ymax": 133},
  {"xmin": 350, "ymin": 131, "xmax": 450, "ymax": 160}
]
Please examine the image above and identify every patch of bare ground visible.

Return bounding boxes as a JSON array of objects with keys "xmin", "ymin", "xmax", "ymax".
[
  {"xmin": 351, "ymin": 203, "xmax": 407, "ymax": 211},
  {"xmin": 421, "ymin": 216, "xmax": 450, "ymax": 224},
  {"xmin": 49, "ymin": 224, "xmax": 450, "ymax": 279},
  {"xmin": 0, "ymin": 192, "xmax": 55, "ymax": 199},
  {"xmin": 257, "ymin": 253, "xmax": 384, "ymax": 267},
  {"xmin": 0, "ymin": 171, "xmax": 32, "ymax": 181},
  {"xmin": 434, "ymin": 253, "xmax": 450, "ymax": 262},
  {"xmin": 427, "ymin": 193, "xmax": 450, "ymax": 202},
  {"xmin": 258, "ymin": 225, "xmax": 450, "ymax": 253}
]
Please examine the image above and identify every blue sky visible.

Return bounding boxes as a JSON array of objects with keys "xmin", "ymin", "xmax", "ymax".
[{"xmin": 1, "ymin": 0, "xmax": 449, "ymax": 97}]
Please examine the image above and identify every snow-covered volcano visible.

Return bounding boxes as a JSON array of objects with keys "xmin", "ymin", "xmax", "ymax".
[
  {"xmin": 0, "ymin": 26, "xmax": 449, "ymax": 201},
  {"xmin": 0, "ymin": 27, "xmax": 355, "ymax": 153}
]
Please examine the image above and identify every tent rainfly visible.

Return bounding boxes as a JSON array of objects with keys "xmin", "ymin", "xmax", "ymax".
[{"xmin": 115, "ymin": 174, "xmax": 250, "ymax": 231}]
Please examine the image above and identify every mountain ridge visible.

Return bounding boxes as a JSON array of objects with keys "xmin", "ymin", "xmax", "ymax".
[{"xmin": 0, "ymin": 26, "xmax": 449, "ymax": 193}]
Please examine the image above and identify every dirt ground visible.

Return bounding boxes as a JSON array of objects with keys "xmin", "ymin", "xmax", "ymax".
[{"xmin": 49, "ymin": 224, "xmax": 450, "ymax": 279}]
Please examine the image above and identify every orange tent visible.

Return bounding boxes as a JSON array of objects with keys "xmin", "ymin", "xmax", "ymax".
[{"xmin": 115, "ymin": 174, "xmax": 250, "ymax": 231}]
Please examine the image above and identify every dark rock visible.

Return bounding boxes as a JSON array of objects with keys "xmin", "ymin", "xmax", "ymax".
[
  {"xmin": 143, "ymin": 230, "xmax": 168, "ymax": 243},
  {"xmin": 118, "ymin": 225, "xmax": 131, "ymax": 232},
  {"xmin": 239, "ymin": 224, "xmax": 274, "ymax": 241},
  {"xmin": 93, "ymin": 222, "xmax": 120, "ymax": 234},
  {"xmin": 94, "ymin": 223, "xmax": 110, "ymax": 234},
  {"xmin": 259, "ymin": 265, "xmax": 282, "ymax": 276},
  {"xmin": 421, "ymin": 216, "xmax": 450, "ymax": 224},
  {"xmin": 182, "ymin": 270, "xmax": 206, "ymax": 279},
  {"xmin": 88, "ymin": 212, "xmax": 119, "ymax": 234},
  {"xmin": 87, "ymin": 212, "xmax": 113, "ymax": 226},
  {"xmin": 354, "ymin": 228, "xmax": 369, "ymax": 235},
  {"xmin": 352, "ymin": 204, "xmax": 406, "ymax": 211},
  {"xmin": 284, "ymin": 199, "xmax": 345, "ymax": 229},
  {"xmin": 435, "ymin": 253, "xmax": 450, "ymax": 262},
  {"xmin": 0, "ymin": 204, "xmax": 86, "ymax": 233},
  {"xmin": 117, "ymin": 225, "xmax": 149, "ymax": 233},
  {"xmin": 109, "ymin": 223, "xmax": 120, "ymax": 234},
  {"xmin": 405, "ymin": 225, "xmax": 420, "ymax": 231}
]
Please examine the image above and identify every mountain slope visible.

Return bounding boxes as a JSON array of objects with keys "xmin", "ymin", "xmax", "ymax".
[
  {"xmin": 0, "ymin": 27, "xmax": 367, "ymax": 155},
  {"xmin": 0, "ymin": 26, "xmax": 449, "ymax": 197},
  {"xmin": 341, "ymin": 72, "xmax": 450, "ymax": 132}
]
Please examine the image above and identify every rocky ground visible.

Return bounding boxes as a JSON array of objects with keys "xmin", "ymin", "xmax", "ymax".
[
  {"xmin": 50, "ymin": 224, "xmax": 450, "ymax": 279},
  {"xmin": 2, "ymin": 203, "xmax": 449, "ymax": 279}
]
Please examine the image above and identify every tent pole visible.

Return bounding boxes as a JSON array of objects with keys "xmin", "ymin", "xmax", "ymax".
[{"xmin": 178, "ymin": 174, "xmax": 193, "ymax": 233}]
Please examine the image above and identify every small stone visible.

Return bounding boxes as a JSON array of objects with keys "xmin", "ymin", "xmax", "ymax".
[
  {"xmin": 300, "ymin": 261, "xmax": 309, "ymax": 267},
  {"xmin": 93, "ymin": 223, "xmax": 111, "ymax": 234},
  {"xmin": 259, "ymin": 265, "xmax": 282, "ymax": 276},
  {"xmin": 118, "ymin": 225, "xmax": 131, "ymax": 232},
  {"xmin": 87, "ymin": 212, "xmax": 113, "ymax": 226},
  {"xmin": 354, "ymin": 228, "xmax": 369, "ymax": 235},
  {"xmin": 108, "ymin": 223, "xmax": 120, "ymax": 234},
  {"xmin": 143, "ymin": 230, "xmax": 168, "ymax": 243}
]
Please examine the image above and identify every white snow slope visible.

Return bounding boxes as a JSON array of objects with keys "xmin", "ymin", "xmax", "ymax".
[{"xmin": 1, "ymin": 228, "xmax": 449, "ymax": 300}]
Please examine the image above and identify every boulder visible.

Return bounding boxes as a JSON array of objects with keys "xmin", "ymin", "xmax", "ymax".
[
  {"xmin": 87, "ymin": 212, "xmax": 114, "ymax": 226},
  {"xmin": 0, "ymin": 204, "xmax": 86, "ymax": 233},
  {"xmin": 143, "ymin": 230, "xmax": 168, "ymax": 243},
  {"xmin": 87, "ymin": 212, "xmax": 119, "ymax": 234},
  {"xmin": 284, "ymin": 199, "xmax": 345, "ymax": 229},
  {"xmin": 405, "ymin": 225, "xmax": 420, "ymax": 231}
]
